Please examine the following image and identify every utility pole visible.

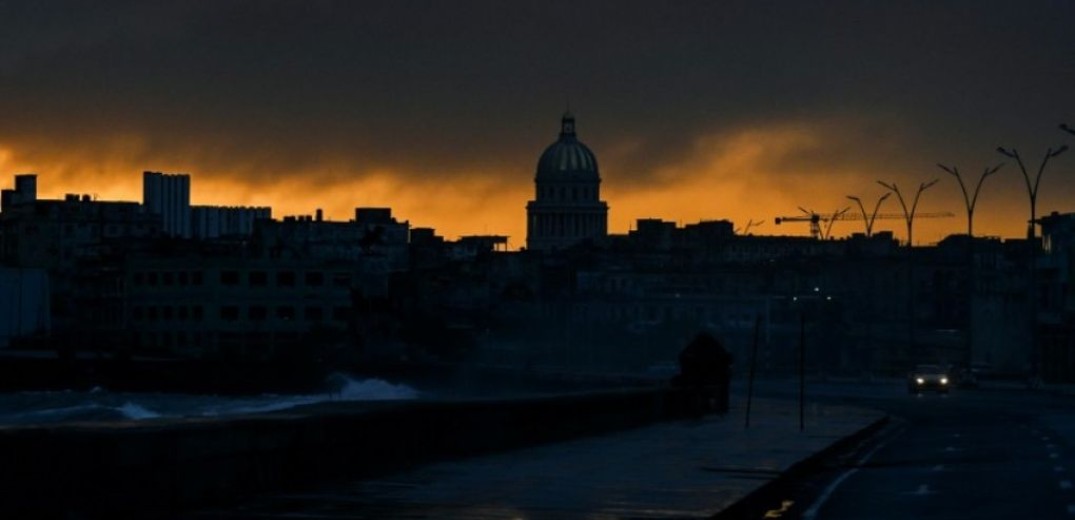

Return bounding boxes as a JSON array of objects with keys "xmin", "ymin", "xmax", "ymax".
[
  {"xmin": 745, "ymin": 314, "xmax": 761, "ymax": 429},
  {"xmin": 937, "ymin": 162, "xmax": 1003, "ymax": 369},
  {"xmin": 799, "ymin": 311, "xmax": 805, "ymax": 432},
  {"xmin": 877, "ymin": 178, "xmax": 939, "ymax": 364},
  {"xmin": 997, "ymin": 145, "xmax": 1067, "ymax": 385}
]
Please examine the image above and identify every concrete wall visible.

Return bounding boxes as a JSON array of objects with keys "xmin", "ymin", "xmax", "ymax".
[{"xmin": 0, "ymin": 388, "xmax": 688, "ymax": 517}]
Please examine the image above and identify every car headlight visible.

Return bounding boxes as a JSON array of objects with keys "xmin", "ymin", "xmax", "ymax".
[
  {"xmin": 916, "ymin": 377, "xmax": 925, "ymax": 384},
  {"xmin": 940, "ymin": 377, "xmax": 948, "ymax": 385}
]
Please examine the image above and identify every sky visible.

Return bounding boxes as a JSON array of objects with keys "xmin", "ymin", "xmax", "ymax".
[{"xmin": 1, "ymin": 0, "xmax": 1074, "ymax": 248}]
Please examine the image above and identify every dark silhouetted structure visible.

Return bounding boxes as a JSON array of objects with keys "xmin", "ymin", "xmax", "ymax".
[
  {"xmin": 526, "ymin": 112, "xmax": 609, "ymax": 251},
  {"xmin": 673, "ymin": 332, "xmax": 732, "ymax": 415}
]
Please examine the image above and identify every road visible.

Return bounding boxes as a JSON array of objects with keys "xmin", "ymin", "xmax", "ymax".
[{"xmin": 751, "ymin": 380, "xmax": 1075, "ymax": 520}]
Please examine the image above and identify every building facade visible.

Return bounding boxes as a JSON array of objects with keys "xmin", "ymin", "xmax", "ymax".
[
  {"xmin": 123, "ymin": 254, "xmax": 355, "ymax": 358},
  {"xmin": 192, "ymin": 205, "xmax": 272, "ymax": 239}
]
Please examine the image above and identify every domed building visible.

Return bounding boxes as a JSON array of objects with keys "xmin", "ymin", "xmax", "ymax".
[{"xmin": 526, "ymin": 113, "xmax": 609, "ymax": 251}]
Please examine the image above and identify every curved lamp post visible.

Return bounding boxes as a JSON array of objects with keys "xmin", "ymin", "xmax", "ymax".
[
  {"xmin": 997, "ymin": 144, "xmax": 1067, "ymax": 386},
  {"xmin": 877, "ymin": 179, "xmax": 939, "ymax": 248},
  {"xmin": 936, "ymin": 162, "xmax": 1003, "ymax": 369},
  {"xmin": 847, "ymin": 193, "xmax": 891, "ymax": 238},
  {"xmin": 996, "ymin": 146, "xmax": 1068, "ymax": 242},
  {"xmin": 937, "ymin": 163, "xmax": 1003, "ymax": 238},
  {"xmin": 877, "ymin": 178, "xmax": 939, "ymax": 361}
]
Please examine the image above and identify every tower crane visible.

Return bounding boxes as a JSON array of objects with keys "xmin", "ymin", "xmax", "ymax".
[
  {"xmin": 773, "ymin": 207, "xmax": 850, "ymax": 240},
  {"xmin": 774, "ymin": 207, "xmax": 954, "ymax": 239}
]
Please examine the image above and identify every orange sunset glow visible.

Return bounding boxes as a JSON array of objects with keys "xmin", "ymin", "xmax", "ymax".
[
  {"xmin": 1, "ymin": 2, "xmax": 1072, "ymax": 248},
  {"xmin": 0, "ymin": 118, "xmax": 1061, "ymax": 249}
]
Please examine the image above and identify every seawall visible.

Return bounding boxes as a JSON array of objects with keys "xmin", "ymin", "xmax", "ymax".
[{"xmin": 0, "ymin": 387, "xmax": 696, "ymax": 517}]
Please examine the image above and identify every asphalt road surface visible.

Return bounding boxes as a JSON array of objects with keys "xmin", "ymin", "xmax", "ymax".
[{"xmin": 750, "ymin": 380, "xmax": 1075, "ymax": 520}]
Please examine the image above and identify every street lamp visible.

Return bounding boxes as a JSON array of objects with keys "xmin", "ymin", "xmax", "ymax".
[
  {"xmin": 937, "ymin": 162, "xmax": 1002, "ymax": 370},
  {"xmin": 1060, "ymin": 123, "xmax": 1075, "ymax": 138},
  {"xmin": 877, "ymin": 179, "xmax": 939, "ymax": 248},
  {"xmin": 847, "ymin": 193, "xmax": 891, "ymax": 238},
  {"xmin": 997, "ymin": 144, "xmax": 1067, "ymax": 386},
  {"xmin": 937, "ymin": 163, "xmax": 1003, "ymax": 238},
  {"xmin": 877, "ymin": 178, "xmax": 939, "ymax": 363},
  {"xmin": 847, "ymin": 193, "xmax": 891, "ymax": 375},
  {"xmin": 995, "ymin": 146, "xmax": 1068, "ymax": 242}
]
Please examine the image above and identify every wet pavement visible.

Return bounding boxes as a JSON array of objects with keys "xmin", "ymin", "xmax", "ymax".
[{"xmin": 187, "ymin": 396, "xmax": 885, "ymax": 519}]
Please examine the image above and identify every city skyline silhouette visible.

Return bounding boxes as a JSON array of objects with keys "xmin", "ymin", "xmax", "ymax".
[{"xmin": 1, "ymin": 1, "xmax": 1073, "ymax": 246}]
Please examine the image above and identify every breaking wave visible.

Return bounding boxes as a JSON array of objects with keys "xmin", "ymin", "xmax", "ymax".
[{"xmin": 0, "ymin": 374, "xmax": 418, "ymax": 426}]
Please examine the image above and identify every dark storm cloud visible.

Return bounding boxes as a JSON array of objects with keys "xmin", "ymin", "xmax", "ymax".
[{"xmin": 1, "ymin": 0, "xmax": 1074, "ymax": 205}]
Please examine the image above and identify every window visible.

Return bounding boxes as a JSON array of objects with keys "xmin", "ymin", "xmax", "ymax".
[
  {"xmin": 219, "ymin": 332, "xmax": 242, "ymax": 349},
  {"xmin": 178, "ymin": 272, "xmax": 189, "ymax": 286},
  {"xmin": 249, "ymin": 271, "xmax": 268, "ymax": 286},
  {"xmin": 332, "ymin": 272, "xmax": 351, "ymax": 287},
  {"xmin": 277, "ymin": 306, "xmax": 296, "ymax": 320},
  {"xmin": 147, "ymin": 307, "xmax": 158, "ymax": 321},
  {"xmin": 133, "ymin": 273, "xmax": 145, "ymax": 286},
  {"xmin": 191, "ymin": 271, "xmax": 204, "ymax": 286},
  {"xmin": 221, "ymin": 271, "xmax": 239, "ymax": 285},
  {"xmin": 192, "ymin": 305, "xmax": 204, "ymax": 321},
  {"xmin": 178, "ymin": 306, "xmax": 189, "ymax": 320},
  {"xmin": 305, "ymin": 306, "xmax": 324, "ymax": 321},
  {"xmin": 333, "ymin": 306, "xmax": 350, "ymax": 321},
  {"xmin": 305, "ymin": 272, "xmax": 324, "ymax": 286},
  {"xmin": 148, "ymin": 272, "xmax": 159, "ymax": 286},
  {"xmin": 163, "ymin": 272, "xmax": 174, "ymax": 286},
  {"xmin": 249, "ymin": 306, "xmax": 268, "ymax": 321},
  {"xmin": 162, "ymin": 306, "xmax": 173, "ymax": 320},
  {"xmin": 221, "ymin": 306, "xmax": 239, "ymax": 321},
  {"xmin": 132, "ymin": 307, "xmax": 143, "ymax": 321},
  {"xmin": 277, "ymin": 271, "xmax": 296, "ymax": 287}
]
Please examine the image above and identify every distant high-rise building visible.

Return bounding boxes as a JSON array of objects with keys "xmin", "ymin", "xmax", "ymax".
[
  {"xmin": 1, "ymin": 174, "xmax": 37, "ymax": 212},
  {"xmin": 143, "ymin": 171, "xmax": 192, "ymax": 238},
  {"xmin": 526, "ymin": 113, "xmax": 609, "ymax": 251}
]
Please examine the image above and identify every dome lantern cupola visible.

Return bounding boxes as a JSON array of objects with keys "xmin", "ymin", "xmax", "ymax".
[
  {"xmin": 535, "ymin": 112, "xmax": 599, "ymax": 182},
  {"xmin": 560, "ymin": 112, "xmax": 576, "ymax": 138}
]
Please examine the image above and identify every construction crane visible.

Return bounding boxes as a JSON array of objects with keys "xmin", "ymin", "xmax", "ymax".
[
  {"xmin": 773, "ymin": 207, "xmax": 849, "ymax": 240},
  {"xmin": 774, "ymin": 207, "xmax": 955, "ymax": 240}
]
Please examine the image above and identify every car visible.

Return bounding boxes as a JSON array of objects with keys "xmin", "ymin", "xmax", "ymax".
[{"xmin": 908, "ymin": 364, "xmax": 950, "ymax": 394}]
